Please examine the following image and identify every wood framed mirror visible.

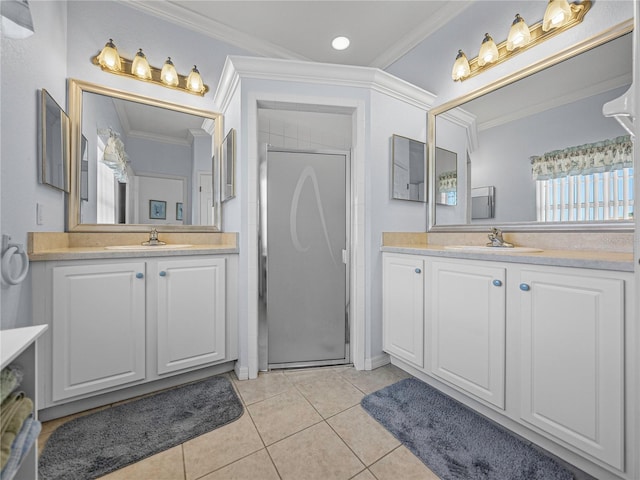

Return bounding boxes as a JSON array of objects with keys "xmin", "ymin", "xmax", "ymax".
[
  {"xmin": 67, "ymin": 79, "xmax": 223, "ymax": 232},
  {"xmin": 428, "ymin": 21, "xmax": 633, "ymax": 232}
]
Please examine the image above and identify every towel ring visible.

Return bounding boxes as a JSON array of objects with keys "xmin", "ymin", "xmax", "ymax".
[{"xmin": 1, "ymin": 243, "xmax": 29, "ymax": 285}]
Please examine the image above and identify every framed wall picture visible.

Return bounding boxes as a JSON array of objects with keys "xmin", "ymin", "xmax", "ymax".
[
  {"xmin": 221, "ymin": 128, "xmax": 235, "ymax": 202},
  {"xmin": 176, "ymin": 202, "xmax": 183, "ymax": 221},
  {"xmin": 149, "ymin": 199, "xmax": 166, "ymax": 220}
]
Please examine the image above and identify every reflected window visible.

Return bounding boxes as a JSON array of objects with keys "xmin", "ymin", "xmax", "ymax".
[{"xmin": 536, "ymin": 167, "xmax": 634, "ymax": 221}]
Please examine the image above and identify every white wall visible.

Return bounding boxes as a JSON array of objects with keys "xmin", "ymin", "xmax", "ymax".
[
  {"xmin": 1, "ymin": 0, "xmax": 67, "ymax": 329},
  {"xmin": 367, "ymin": 90, "xmax": 427, "ymax": 364}
]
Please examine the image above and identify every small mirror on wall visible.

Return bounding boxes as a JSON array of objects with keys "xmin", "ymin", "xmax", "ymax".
[
  {"xmin": 221, "ymin": 128, "xmax": 236, "ymax": 202},
  {"xmin": 40, "ymin": 89, "xmax": 70, "ymax": 192},
  {"xmin": 391, "ymin": 134, "xmax": 426, "ymax": 202}
]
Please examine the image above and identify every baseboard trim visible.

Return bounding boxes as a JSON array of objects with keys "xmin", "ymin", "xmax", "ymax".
[
  {"xmin": 234, "ymin": 363, "xmax": 249, "ymax": 381},
  {"xmin": 364, "ymin": 353, "xmax": 391, "ymax": 371}
]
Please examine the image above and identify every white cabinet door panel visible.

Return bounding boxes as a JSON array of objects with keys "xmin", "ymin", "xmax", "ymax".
[
  {"xmin": 430, "ymin": 260, "xmax": 506, "ymax": 409},
  {"xmin": 52, "ymin": 262, "xmax": 146, "ymax": 401},
  {"xmin": 382, "ymin": 254, "xmax": 424, "ymax": 368},
  {"xmin": 519, "ymin": 269, "xmax": 624, "ymax": 469},
  {"xmin": 156, "ymin": 257, "xmax": 226, "ymax": 374}
]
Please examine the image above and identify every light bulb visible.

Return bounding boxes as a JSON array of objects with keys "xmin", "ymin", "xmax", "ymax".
[
  {"xmin": 186, "ymin": 65, "xmax": 204, "ymax": 93},
  {"xmin": 97, "ymin": 39, "xmax": 121, "ymax": 72},
  {"xmin": 131, "ymin": 49, "xmax": 152, "ymax": 80},
  {"xmin": 331, "ymin": 36, "xmax": 350, "ymax": 50},
  {"xmin": 160, "ymin": 57, "xmax": 179, "ymax": 87},
  {"xmin": 451, "ymin": 50, "xmax": 470, "ymax": 81},
  {"xmin": 507, "ymin": 14, "xmax": 531, "ymax": 51},
  {"xmin": 543, "ymin": 0, "xmax": 572, "ymax": 31},
  {"xmin": 477, "ymin": 33, "xmax": 499, "ymax": 67}
]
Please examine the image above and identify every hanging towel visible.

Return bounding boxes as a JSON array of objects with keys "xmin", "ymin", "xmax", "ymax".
[
  {"xmin": 0, "ymin": 365, "xmax": 23, "ymax": 404},
  {"xmin": 0, "ymin": 414, "xmax": 41, "ymax": 480},
  {"xmin": 0, "ymin": 392, "xmax": 33, "ymax": 469}
]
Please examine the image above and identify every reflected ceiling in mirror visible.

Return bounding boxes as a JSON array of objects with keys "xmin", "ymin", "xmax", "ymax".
[
  {"xmin": 429, "ymin": 23, "xmax": 633, "ymax": 231},
  {"xmin": 68, "ymin": 79, "xmax": 222, "ymax": 232}
]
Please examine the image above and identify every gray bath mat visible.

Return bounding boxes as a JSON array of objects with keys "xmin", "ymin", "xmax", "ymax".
[
  {"xmin": 39, "ymin": 375, "xmax": 243, "ymax": 480},
  {"xmin": 362, "ymin": 377, "xmax": 574, "ymax": 480}
]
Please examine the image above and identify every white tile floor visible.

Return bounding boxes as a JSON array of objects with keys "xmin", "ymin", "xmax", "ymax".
[{"xmin": 39, "ymin": 364, "xmax": 441, "ymax": 480}]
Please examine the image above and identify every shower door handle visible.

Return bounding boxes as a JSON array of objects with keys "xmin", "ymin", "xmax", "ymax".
[{"xmin": 342, "ymin": 249, "xmax": 348, "ymax": 265}]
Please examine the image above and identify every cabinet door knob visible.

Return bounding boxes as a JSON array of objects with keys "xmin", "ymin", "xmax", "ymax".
[
  {"xmin": 492, "ymin": 279, "xmax": 502, "ymax": 287},
  {"xmin": 159, "ymin": 271, "xmax": 167, "ymax": 277},
  {"xmin": 519, "ymin": 283, "xmax": 530, "ymax": 291},
  {"xmin": 136, "ymin": 272, "xmax": 144, "ymax": 279},
  {"xmin": 415, "ymin": 268, "xmax": 422, "ymax": 274}
]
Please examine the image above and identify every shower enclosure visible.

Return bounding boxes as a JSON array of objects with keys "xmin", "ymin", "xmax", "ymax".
[{"xmin": 259, "ymin": 147, "xmax": 350, "ymax": 369}]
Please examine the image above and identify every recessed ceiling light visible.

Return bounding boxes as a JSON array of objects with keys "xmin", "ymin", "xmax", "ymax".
[{"xmin": 331, "ymin": 36, "xmax": 350, "ymax": 51}]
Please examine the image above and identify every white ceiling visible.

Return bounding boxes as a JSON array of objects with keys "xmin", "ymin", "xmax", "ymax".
[{"xmin": 124, "ymin": 0, "xmax": 473, "ymax": 68}]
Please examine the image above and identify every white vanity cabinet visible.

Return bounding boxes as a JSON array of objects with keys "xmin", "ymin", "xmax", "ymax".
[
  {"xmin": 382, "ymin": 253, "xmax": 424, "ymax": 368},
  {"xmin": 428, "ymin": 259, "xmax": 506, "ymax": 409},
  {"xmin": 155, "ymin": 257, "xmax": 226, "ymax": 374},
  {"xmin": 381, "ymin": 251, "xmax": 633, "ymax": 479},
  {"xmin": 518, "ymin": 267, "xmax": 625, "ymax": 470},
  {"xmin": 50, "ymin": 262, "xmax": 146, "ymax": 402},
  {"xmin": 32, "ymin": 254, "xmax": 235, "ymax": 411}
]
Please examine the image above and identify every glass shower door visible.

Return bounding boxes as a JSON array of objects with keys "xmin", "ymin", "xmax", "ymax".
[{"xmin": 263, "ymin": 148, "xmax": 348, "ymax": 367}]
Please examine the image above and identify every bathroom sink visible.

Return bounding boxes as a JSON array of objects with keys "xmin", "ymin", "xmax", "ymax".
[
  {"xmin": 444, "ymin": 245, "xmax": 543, "ymax": 253},
  {"xmin": 104, "ymin": 244, "xmax": 192, "ymax": 250}
]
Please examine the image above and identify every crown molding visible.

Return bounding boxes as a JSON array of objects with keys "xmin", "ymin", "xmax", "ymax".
[{"xmin": 213, "ymin": 55, "xmax": 436, "ymax": 113}]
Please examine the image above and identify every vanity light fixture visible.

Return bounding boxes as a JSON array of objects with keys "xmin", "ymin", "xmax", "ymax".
[
  {"xmin": 451, "ymin": 50, "xmax": 471, "ymax": 81},
  {"xmin": 96, "ymin": 39, "xmax": 122, "ymax": 72},
  {"xmin": 542, "ymin": 0, "xmax": 572, "ymax": 31},
  {"xmin": 91, "ymin": 39, "xmax": 210, "ymax": 96},
  {"xmin": 131, "ymin": 49, "xmax": 152, "ymax": 80},
  {"xmin": 186, "ymin": 66, "xmax": 205, "ymax": 94},
  {"xmin": 506, "ymin": 14, "xmax": 531, "ymax": 51},
  {"xmin": 451, "ymin": 0, "xmax": 590, "ymax": 82},
  {"xmin": 160, "ymin": 57, "xmax": 179, "ymax": 87},
  {"xmin": 477, "ymin": 33, "xmax": 499, "ymax": 67}
]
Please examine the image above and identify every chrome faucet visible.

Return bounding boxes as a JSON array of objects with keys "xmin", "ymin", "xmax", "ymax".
[
  {"xmin": 142, "ymin": 228, "xmax": 166, "ymax": 246},
  {"xmin": 487, "ymin": 227, "xmax": 513, "ymax": 248}
]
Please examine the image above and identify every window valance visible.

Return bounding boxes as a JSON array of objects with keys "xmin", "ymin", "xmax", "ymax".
[{"xmin": 530, "ymin": 135, "xmax": 632, "ymax": 181}]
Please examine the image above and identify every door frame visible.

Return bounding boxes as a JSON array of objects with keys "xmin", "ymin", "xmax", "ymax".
[{"xmin": 260, "ymin": 146, "xmax": 351, "ymax": 369}]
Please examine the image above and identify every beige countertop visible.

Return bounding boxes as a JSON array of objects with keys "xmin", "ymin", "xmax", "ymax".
[
  {"xmin": 28, "ymin": 232, "xmax": 239, "ymax": 261},
  {"xmin": 381, "ymin": 232, "xmax": 634, "ymax": 272}
]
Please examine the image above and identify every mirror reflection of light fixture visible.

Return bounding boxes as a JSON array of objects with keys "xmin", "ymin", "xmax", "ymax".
[
  {"xmin": 477, "ymin": 33, "xmax": 499, "ymax": 67},
  {"xmin": 131, "ymin": 49, "xmax": 152, "ymax": 80},
  {"xmin": 452, "ymin": 0, "xmax": 590, "ymax": 82},
  {"xmin": 160, "ymin": 57, "xmax": 179, "ymax": 87},
  {"xmin": 91, "ymin": 39, "xmax": 210, "ymax": 96},
  {"xmin": 451, "ymin": 50, "xmax": 471, "ymax": 81},
  {"xmin": 543, "ymin": 0, "xmax": 572, "ymax": 31},
  {"xmin": 506, "ymin": 14, "xmax": 531, "ymax": 51}
]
